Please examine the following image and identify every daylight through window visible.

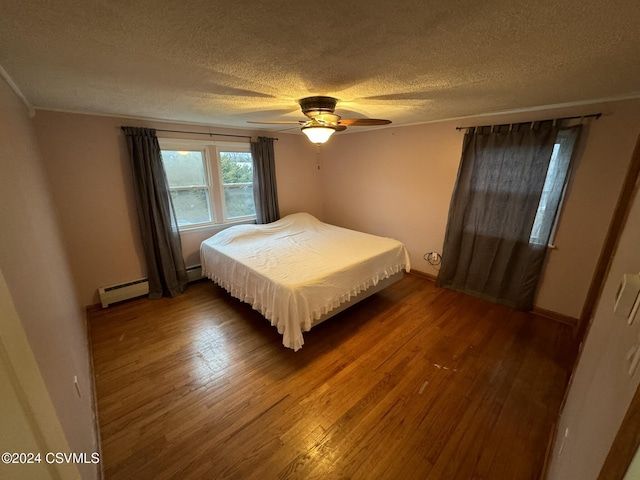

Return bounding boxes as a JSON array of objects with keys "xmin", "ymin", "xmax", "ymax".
[
  {"xmin": 529, "ymin": 129, "xmax": 578, "ymax": 246},
  {"xmin": 160, "ymin": 140, "xmax": 256, "ymax": 229}
]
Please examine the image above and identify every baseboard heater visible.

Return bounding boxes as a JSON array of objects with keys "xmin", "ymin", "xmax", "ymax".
[{"xmin": 98, "ymin": 265, "xmax": 203, "ymax": 308}]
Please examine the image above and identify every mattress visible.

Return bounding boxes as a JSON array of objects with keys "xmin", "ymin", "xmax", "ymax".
[{"xmin": 200, "ymin": 212, "xmax": 411, "ymax": 350}]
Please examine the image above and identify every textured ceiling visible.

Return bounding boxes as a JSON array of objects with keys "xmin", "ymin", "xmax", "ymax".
[{"xmin": 1, "ymin": 0, "xmax": 639, "ymax": 131}]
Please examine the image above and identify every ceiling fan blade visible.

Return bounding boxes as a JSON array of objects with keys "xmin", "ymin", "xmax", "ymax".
[
  {"xmin": 334, "ymin": 125, "xmax": 347, "ymax": 132},
  {"xmin": 338, "ymin": 118, "xmax": 392, "ymax": 126},
  {"xmin": 247, "ymin": 120, "xmax": 304, "ymax": 125}
]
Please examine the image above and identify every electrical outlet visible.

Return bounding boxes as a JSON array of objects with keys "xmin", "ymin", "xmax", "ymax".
[{"xmin": 424, "ymin": 252, "xmax": 442, "ymax": 266}]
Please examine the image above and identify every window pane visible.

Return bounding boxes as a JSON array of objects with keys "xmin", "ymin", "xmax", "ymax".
[
  {"xmin": 220, "ymin": 152, "xmax": 253, "ymax": 184},
  {"xmin": 529, "ymin": 128, "xmax": 579, "ymax": 245},
  {"xmin": 161, "ymin": 150, "xmax": 206, "ymax": 187},
  {"xmin": 223, "ymin": 184, "xmax": 256, "ymax": 218},
  {"xmin": 170, "ymin": 189, "xmax": 211, "ymax": 226},
  {"xmin": 220, "ymin": 151, "xmax": 256, "ymax": 219},
  {"xmin": 530, "ymin": 144, "xmax": 561, "ymax": 244}
]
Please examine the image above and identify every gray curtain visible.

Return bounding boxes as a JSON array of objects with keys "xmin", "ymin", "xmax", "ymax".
[
  {"xmin": 437, "ymin": 123, "xmax": 581, "ymax": 310},
  {"xmin": 251, "ymin": 137, "xmax": 280, "ymax": 224},
  {"xmin": 121, "ymin": 127, "xmax": 188, "ymax": 299}
]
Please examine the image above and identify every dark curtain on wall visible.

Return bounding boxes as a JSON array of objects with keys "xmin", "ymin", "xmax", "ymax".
[
  {"xmin": 251, "ymin": 136, "xmax": 280, "ymax": 224},
  {"xmin": 121, "ymin": 127, "xmax": 188, "ymax": 299},
  {"xmin": 436, "ymin": 122, "xmax": 581, "ymax": 310}
]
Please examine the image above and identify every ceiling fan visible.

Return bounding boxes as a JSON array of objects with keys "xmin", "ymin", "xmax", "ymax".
[{"xmin": 247, "ymin": 96, "xmax": 391, "ymax": 144}]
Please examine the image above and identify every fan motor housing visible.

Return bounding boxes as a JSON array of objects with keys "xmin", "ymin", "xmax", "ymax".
[{"xmin": 299, "ymin": 96, "xmax": 338, "ymax": 117}]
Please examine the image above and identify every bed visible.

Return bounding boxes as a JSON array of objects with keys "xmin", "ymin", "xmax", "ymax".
[{"xmin": 200, "ymin": 212, "xmax": 411, "ymax": 350}]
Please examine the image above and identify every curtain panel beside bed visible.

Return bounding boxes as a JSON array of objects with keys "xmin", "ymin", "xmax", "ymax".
[{"xmin": 251, "ymin": 136, "xmax": 280, "ymax": 224}]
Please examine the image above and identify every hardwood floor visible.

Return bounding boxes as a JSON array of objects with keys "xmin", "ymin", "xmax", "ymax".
[{"xmin": 89, "ymin": 274, "xmax": 576, "ymax": 479}]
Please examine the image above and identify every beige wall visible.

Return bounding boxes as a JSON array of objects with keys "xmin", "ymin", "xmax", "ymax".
[
  {"xmin": 0, "ymin": 80, "xmax": 98, "ymax": 478},
  {"xmin": 32, "ymin": 111, "xmax": 321, "ymax": 306},
  {"xmin": 547, "ymin": 157, "xmax": 640, "ymax": 479},
  {"xmin": 321, "ymin": 98, "xmax": 640, "ymax": 318}
]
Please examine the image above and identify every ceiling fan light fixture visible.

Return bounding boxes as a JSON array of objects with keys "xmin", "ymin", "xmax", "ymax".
[{"xmin": 301, "ymin": 126, "xmax": 335, "ymax": 144}]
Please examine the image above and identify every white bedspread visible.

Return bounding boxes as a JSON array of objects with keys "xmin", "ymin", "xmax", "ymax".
[{"xmin": 200, "ymin": 213, "xmax": 410, "ymax": 350}]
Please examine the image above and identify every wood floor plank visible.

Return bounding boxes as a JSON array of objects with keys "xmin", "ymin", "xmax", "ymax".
[{"xmin": 89, "ymin": 275, "xmax": 576, "ymax": 479}]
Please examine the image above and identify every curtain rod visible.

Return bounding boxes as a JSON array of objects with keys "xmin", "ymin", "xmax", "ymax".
[
  {"xmin": 455, "ymin": 113, "xmax": 602, "ymax": 131},
  {"xmin": 154, "ymin": 128, "xmax": 278, "ymax": 140}
]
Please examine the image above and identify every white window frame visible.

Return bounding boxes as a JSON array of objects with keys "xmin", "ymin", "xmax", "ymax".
[{"xmin": 158, "ymin": 138, "xmax": 256, "ymax": 231}]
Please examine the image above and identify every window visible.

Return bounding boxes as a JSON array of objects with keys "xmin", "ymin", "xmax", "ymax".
[
  {"xmin": 159, "ymin": 139, "xmax": 256, "ymax": 230},
  {"xmin": 529, "ymin": 129, "xmax": 578, "ymax": 245}
]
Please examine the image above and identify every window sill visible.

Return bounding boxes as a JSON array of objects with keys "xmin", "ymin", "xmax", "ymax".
[{"xmin": 529, "ymin": 240, "xmax": 557, "ymax": 250}]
